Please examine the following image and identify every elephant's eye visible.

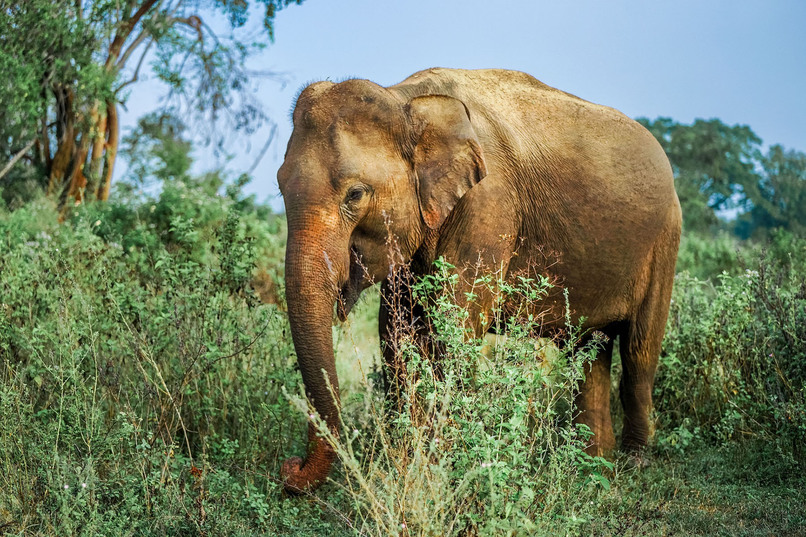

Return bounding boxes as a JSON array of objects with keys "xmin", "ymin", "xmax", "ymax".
[{"xmin": 345, "ymin": 186, "xmax": 365, "ymax": 204}]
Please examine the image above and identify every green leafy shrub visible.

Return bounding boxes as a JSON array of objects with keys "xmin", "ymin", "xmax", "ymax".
[
  {"xmin": 0, "ymin": 192, "xmax": 346, "ymax": 535},
  {"xmin": 656, "ymin": 246, "xmax": 806, "ymax": 466},
  {"xmin": 676, "ymin": 227, "xmax": 806, "ymax": 280},
  {"xmin": 290, "ymin": 259, "xmax": 614, "ymax": 536},
  {"xmin": 675, "ymin": 231, "xmax": 747, "ymax": 279}
]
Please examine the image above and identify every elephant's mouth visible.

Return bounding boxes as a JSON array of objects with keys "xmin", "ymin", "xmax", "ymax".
[{"xmin": 336, "ymin": 247, "xmax": 366, "ymax": 322}]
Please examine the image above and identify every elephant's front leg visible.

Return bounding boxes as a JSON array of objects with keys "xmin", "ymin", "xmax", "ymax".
[{"xmin": 378, "ymin": 271, "xmax": 433, "ymax": 403}]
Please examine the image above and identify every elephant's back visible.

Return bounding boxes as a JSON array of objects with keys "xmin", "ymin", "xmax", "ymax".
[
  {"xmin": 389, "ymin": 67, "xmax": 612, "ymax": 131},
  {"xmin": 391, "ymin": 68, "xmax": 678, "ymax": 219},
  {"xmin": 390, "ymin": 67, "xmax": 584, "ymax": 101},
  {"xmin": 394, "ymin": 69, "xmax": 681, "ymax": 325}
]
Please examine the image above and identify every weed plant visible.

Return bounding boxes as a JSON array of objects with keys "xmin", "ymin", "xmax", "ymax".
[{"xmin": 290, "ymin": 259, "xmax": 616, "ymax": 536}]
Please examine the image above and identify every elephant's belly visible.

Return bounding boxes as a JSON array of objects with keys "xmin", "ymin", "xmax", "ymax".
[{"xmin": 505, "ymin": 243, "xmax": 642, "ymax": 331}]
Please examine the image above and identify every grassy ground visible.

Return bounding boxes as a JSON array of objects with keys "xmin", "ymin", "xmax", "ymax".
[{"xmin": 590, "ymin": 444, "xmax": 806, "ymax": 536}]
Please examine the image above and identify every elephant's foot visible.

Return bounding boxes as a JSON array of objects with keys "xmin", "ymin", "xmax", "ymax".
[
  {"xmin": 617, "ymin": 447, "xmax": 652, "ymax": 470},
  {"xmin": 620, "ymin": 412, "xmax": 653, "ymax": 453},
  {"xmin": 619, "ymin": 417, "xmax": 654, "ymax": 468}
]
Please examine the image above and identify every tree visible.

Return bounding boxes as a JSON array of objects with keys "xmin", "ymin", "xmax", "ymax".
[
  {"xmin": 638, "ymin": 117, "xmax": 763, "ymax": 234},
  {"xmin": 121, "ymin": 112, "xmax": 194, "ymax": 187},
  {"xmin": 0, "ymin": 0, "xmax": 301, "ymax": 210},
  {"xmin": 734, "ymin": 146, "xmax": 806, "ymax": 238}
]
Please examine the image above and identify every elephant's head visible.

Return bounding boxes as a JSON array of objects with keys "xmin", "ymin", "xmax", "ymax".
[{"xmin": 277, "ymin": 78, "xmax": 486, "ymax": 492}]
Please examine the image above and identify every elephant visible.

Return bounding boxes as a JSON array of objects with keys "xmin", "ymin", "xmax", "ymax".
[{"xmin": 277, "ymin": 68, "xmax": 682, "ymax": 493}]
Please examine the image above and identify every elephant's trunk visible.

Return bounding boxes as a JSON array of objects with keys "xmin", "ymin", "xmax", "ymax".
[{"xmin": 281, "ymin": 220, "xmax": 347, "ymax": 493}]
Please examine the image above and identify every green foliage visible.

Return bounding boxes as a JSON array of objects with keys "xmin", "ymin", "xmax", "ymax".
[
  {"xmin": 0, "ymin": 188, "xmax": 350, "ymax": 534},
  {"xmin": 289, "ymin": 260, "xmax": 615, "ymax": 536},
  {"xmin": 676, "ymin": 226, "xmax": 806, "ymax": 281},
  {"xmin": 675, "ymin": 231, "xmax": 745, "ymax": 279},
  {"xmin": 0, "ymin": 2, "xmax": 115, "ymax": 204},
  {"xmin": 0, "ymin": 0, "xmax": 305, "ymax": 206},
  {"xmin": 656, "ymin": 245, "xmax": 806, "ymax": 464},
  {"xmin": 0, "ymin": 2, "xmax": 108, "ymax": 145},
  {"xmin": 121, "ymin": 113, "xmax": 194, "ymax": 186},
  {"xmin": 735, "ymin": 145, "xmax": 806, "ymax": 238},
  {"xmin": 639, "ymin": 117, "xmax": 806, "ymax": 240}
]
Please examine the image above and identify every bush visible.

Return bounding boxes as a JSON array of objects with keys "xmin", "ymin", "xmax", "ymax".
[
  {"xmin": 656, "ymin": 248, "xmax": 806, "ymax": 465},
  {"xmin": 675, "ymin": 231, "xmax": 747, "ymax": 279},
  {"xmin": 290, "ymin": 259, "xmax": 615, "ymax": 536},
  {"xmin": 0, "ymin": 192, "xmax": 346, "ymax": 535},
  {"xmin": 676, "ymin": 227, "xmax": 806, "ymax": 280}
]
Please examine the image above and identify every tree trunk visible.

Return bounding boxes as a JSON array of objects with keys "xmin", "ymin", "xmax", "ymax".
[
  {"xmin": 86, "ymin": 105, "xmax": 107, "ymax": 199},
  {"xmin": 47, "ymin": 87, "xmax": 75, "ymax": 196},
  {"xmin": 96, "ymin": 100, "xmax": 118, "ymax": 201},
  {"xmin": 65, "ymin": 132, "xmax": 90, "ymax": 207}
]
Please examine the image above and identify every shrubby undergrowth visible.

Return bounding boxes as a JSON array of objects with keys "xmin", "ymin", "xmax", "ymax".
[
  {"xmin": 658, "ymin": 252, "xmax": 806, "ymax": 463},
  {"xmin": 0, "ymin": 185, "xmax": 341, "ymax": 535},
  {"xmin": 292, "ymin": 260, "xmax": 614, "ymax": 536},
  {"xmin": 1, "ymin": 182, "xmax": 805, "ymax": 535},
  {"xmin": 675, "ymin": 227, "xmax": 806, "ymax": 279}
]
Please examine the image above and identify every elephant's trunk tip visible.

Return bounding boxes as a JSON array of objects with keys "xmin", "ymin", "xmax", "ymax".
[
  {"xmin": 280, "ymin": 456, "xmax": 311, "ymax": 494},
  {"xmin": 280, "ymin": 434, "xmax": 338, "ymax": 494}
]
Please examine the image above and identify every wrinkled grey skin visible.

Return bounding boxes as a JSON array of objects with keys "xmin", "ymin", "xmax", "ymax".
[{"xmin": 277, "ymin": 68, "xmax": 682, "ymax": 492}]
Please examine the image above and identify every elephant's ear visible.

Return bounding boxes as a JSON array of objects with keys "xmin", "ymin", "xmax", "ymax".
[{"xmin": 407, "ymin": 95, "xmax": 487, "ymax": 230}]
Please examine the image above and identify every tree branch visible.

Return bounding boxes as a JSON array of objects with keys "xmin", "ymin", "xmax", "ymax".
[
  {"xmin": 116, "ymin": 28, "xmax": 150, "ymax": 70},
  {"xmin": 198, "ymin": 17, "xmax": 222, "ymax": 47},
  {"xmin": 116, "ymin": 0, "xmax": 179, "ymax": 70},
  {"xmin": 246, "ymin": 123, "xmax": 277, "ymax": 176},
  {"xmin": 116, "ymin": 6, "xmax": 200, "ymax": 89},
  {"xmin": 117, "ymin": 36, "xmax": 155, "ymax": 92},
  {"xmin": 106, "ymin": 0, "xmax": 161, "ymax": 69},
  {"xmin": 0, "ymin": 138, "xmax": 37, "ymax": 181}
]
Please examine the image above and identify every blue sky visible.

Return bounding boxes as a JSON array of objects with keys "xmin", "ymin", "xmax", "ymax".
[{"xmin": 122, "ymin": 1, "xmax": 806, "ymax": 211}]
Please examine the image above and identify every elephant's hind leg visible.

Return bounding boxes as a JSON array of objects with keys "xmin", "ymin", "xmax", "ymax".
[
  {"xmin": 574, "ymin": 333, "xmax": 617, "ymax": 456},
  {"xmin": 618, "ymin": 248, "xmax": 676, "ymax": 451}
]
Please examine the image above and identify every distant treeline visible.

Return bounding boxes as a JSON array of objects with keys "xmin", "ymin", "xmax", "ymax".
[{"xmin": 638, "ymin": 118, "xmax": 805, "ymax": 239}]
